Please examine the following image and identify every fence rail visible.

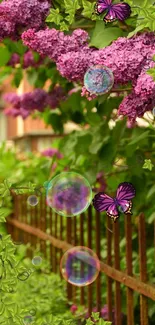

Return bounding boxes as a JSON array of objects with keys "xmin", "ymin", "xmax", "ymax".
[{"xmin": 7, "ymin": 194, "xmax": 155, "ymax": 325}]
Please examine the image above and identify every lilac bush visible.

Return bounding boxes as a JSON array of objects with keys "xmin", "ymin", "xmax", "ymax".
[{"xmin": 22, "ymin": 28, "xmax": 155, "ymax": 126}]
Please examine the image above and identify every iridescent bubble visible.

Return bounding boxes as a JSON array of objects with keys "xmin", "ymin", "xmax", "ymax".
[
  {"xmin": 17, "ymin": 271, "xmax": 30, "ymax": 281},
  {"xmin": 46, "ymin": 172, "xmax": 92, "ymax": 217},
  {"xmin": 29, "ymin": 309, "xmax": 36, "ymax": 316},
  {"xmin": 60, "ymin": 246, "xmax": 100, "ymax": 287},
  {"xmin": 23, "ymin": 315, "xmax": 33, "ymax": 324},
  {"xmin": 32, "ymin": 256, "xmax": 42, "ymax": 266},
  {"xmin": 27, "ymin": 195, "xmax": 39, "ymax": 206},
  {"xmin": 84, "ymin": 65, "xmax": 114, "ymax": 95}
]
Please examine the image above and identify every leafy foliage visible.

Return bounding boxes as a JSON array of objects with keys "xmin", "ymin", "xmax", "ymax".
[{"xmin": 127, "ymin": 0, "xmax": 155, "ymax": 36}]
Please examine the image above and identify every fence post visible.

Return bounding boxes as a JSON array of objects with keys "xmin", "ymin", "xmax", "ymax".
[{"xmin": 138, "ymin": 213, "xmax": 148, "ymax": 325}]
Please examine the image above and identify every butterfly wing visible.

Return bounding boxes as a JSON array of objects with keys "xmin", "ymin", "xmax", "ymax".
[
  {"xmin": 95, "ymin": 0, "xmax": 112, "ymax": 15},
  {"xmin": 116, "ymin": 182, "xmax": 136, "ymax": 214},
  {"xmin": 93, "ymin": 192, "xmax": 119, "ymax": 222},
  {"xmin": 104, "ymin": 2, "xmax": 131, "ymax": 22}
]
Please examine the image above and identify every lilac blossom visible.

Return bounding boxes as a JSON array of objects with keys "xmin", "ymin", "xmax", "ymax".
[
  {"xmin": 41, "ymin": 148, "xmax": 63, "ymax": 159},
  {"xmin": 8, "ymin": 53, "xmax": 20, "ymax": 66},
  {"xmin": 3, "ymin": 87, "xmax": 65, "ymax": 119},
  {"xmin": 22, "ymin": 28, "xmax": 90, "ymax": 62},
  {"xmin": 8, "ymin": 50, "xmax": 44, "ymax": 69},
  {"xmin": 0, "ymin": 0, "xmax": 50, "ymax": 40}
]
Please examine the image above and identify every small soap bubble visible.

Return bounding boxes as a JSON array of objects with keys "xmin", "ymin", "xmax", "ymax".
[
  {"xmin": 17, "ymin": 271, "xmax": 30, "ymax": 281},
  {"xmin": 60, "ymin": 246, "xmax": 100, "ymax": 287},
  {"xmin": 27, "ymin": 195, "xmax": 39, "ymax": 207},
  {"xmin": 84, "ymin": 65, "xmax": 114, "ymax": 95},
  {"xmin": 29, "ymin": 309, "xmax": 36, "ymax": 316},
  {"xmin": 32, "ymin": 256, "xmax": 42, "ymax": 266},
  {"xmin": 23, "ymin": 315, "xmax": 33, "ymax": 324},
  {"xmin": 46, "ymin": 172, "xmax": 92, "ymax": 217}
]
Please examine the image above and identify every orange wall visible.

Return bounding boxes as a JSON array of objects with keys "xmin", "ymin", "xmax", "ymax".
[{"xmin": 24, "ymin": 117, "xmax": 51, "ymax": 133}]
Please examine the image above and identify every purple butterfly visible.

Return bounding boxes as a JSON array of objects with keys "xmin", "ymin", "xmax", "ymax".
[
  {"xmin": 95, "ymin": 0, "xmax": 131, "ymax": 23},
  {"xmin": 93, "ymin": 182, "xmax": 136, "ymax": 222}
]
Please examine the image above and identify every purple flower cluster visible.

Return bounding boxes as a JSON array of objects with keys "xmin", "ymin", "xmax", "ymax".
[
  {"xmin": 22, "ymin": 28, "xmax": 91, "ymax": 64},
  {"xmin": 41, "ymin": 148, "xmax": 63, "ymax": 159},
  {"xmin": 22, "ymin": 28, "xmax": 155, "ymax": 125},
  {"xmin": 8, "ymin": 50, "xmax": 43, "ymax": 69},
  {"xmin": 3, "ymin": 86, "xmax": 65, "ymax": 119},
  {"xmin": 70, "ymin": 304, "xmax": 125, "ymax": 324},
  {"xmin": 0, "ymin": 0, "xmax": 50, "ymax": 41}
]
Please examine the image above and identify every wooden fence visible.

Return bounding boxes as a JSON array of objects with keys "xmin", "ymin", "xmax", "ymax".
[{"xmin": 7, "ymin": 194, "xmax": 155, "ymax": 325}]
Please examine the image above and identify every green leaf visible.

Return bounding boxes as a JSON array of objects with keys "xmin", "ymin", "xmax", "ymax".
[
  {"xmin": 0, "ymin": 47, "xmax": 11, "ymax": 67},
  {"xmin": 127, "ymin": 130, "xmax": 150, "ymax": 146},
  {"xmin": 85, "ymin": 111, "xmax": 101, "ymax": 126},
  {"xmin": 143, "ymin": 159, "xmax": 154, "ymax": 171},
  {"xmin": 26, "ymin": 69, "xmax": 38, "ymax": 86},
  {"xmin": 148, "ymin": 212, "xmax": 155, "ymax": 224},
  {"xmin": 12, "ymin": 68, "xmax": 23, "ymax": 88},
  {"xmin": 91, "ymin": 312, "xmax": 100, "ymax": 321},
  {"xmin": 60, "ymin": 22, "xmax": 70, "ymax": 31},
  {"xmin": 0, "ymin": 67, "xmax": 12, "ymax": 84},
  {"xmin": 46, "ymin": 8, "xmax": 63, "ymax": 25},
  {"xmin": 64, "ymin": 0, "xmax": 80, "ymax": 15},
  {"xmin": 146, "ymin": 184, "xmax": 155, "ymax": 200},
  {"xmin": 45, "ymin": 112, "xmax": 64, "ymax": 133},
  {"xmin": 90, "ymin": 21, "xmax": 123, "ymax": 48},
  {"xmin": 147, "ymin": 68, "xmax": 155, "ymax": 81},
  {"xmin": 82, "ymin": 0, "xmax": 96, "ymax": 19}
]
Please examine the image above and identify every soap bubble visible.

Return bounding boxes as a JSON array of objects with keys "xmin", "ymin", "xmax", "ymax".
[
  {"xmin": 27, "ymin": 195, "xmax": 39, "ymax": 206},
  {"xmin": 60, "ymin": 246, "xmax": 100, "ymax": 287},
  {"xmin": 84, "ymin": 65, "xmax": 114, "ymax": 95},
  {"xmin": 23, "ymin": 315, "xmax": 33, "ymax": 324},
  {"xmin": 46, "ymin": 172, "xmax": 92, "ymax": 217},
  {"xmin": 17, "ymin": 271, "xmax": 30, "ymax": 281},
  {"xmin": 32, "ymin": 256, "xmax": 42, "ymax": 266},
  {"xmin": 29, "ymin": 309, "xmax": 36, "ymax": 316}
]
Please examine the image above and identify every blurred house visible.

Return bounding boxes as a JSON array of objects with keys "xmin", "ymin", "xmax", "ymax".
[{"xmin": 0, "ymin": 74, "xmax": 80, "ymax": 153}]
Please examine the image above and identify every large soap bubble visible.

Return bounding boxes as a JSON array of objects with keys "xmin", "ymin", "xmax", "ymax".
[
  {"xmin": 84, "ymin": 65, "xmax": 114, "ymax": 95},
  {"xmin": 46, "ymin": 172, "xmax": 92, "ymax": 217},
  {"xmin": 60, "ymin": 246, "xmax": 100, "ymax": 287}
]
